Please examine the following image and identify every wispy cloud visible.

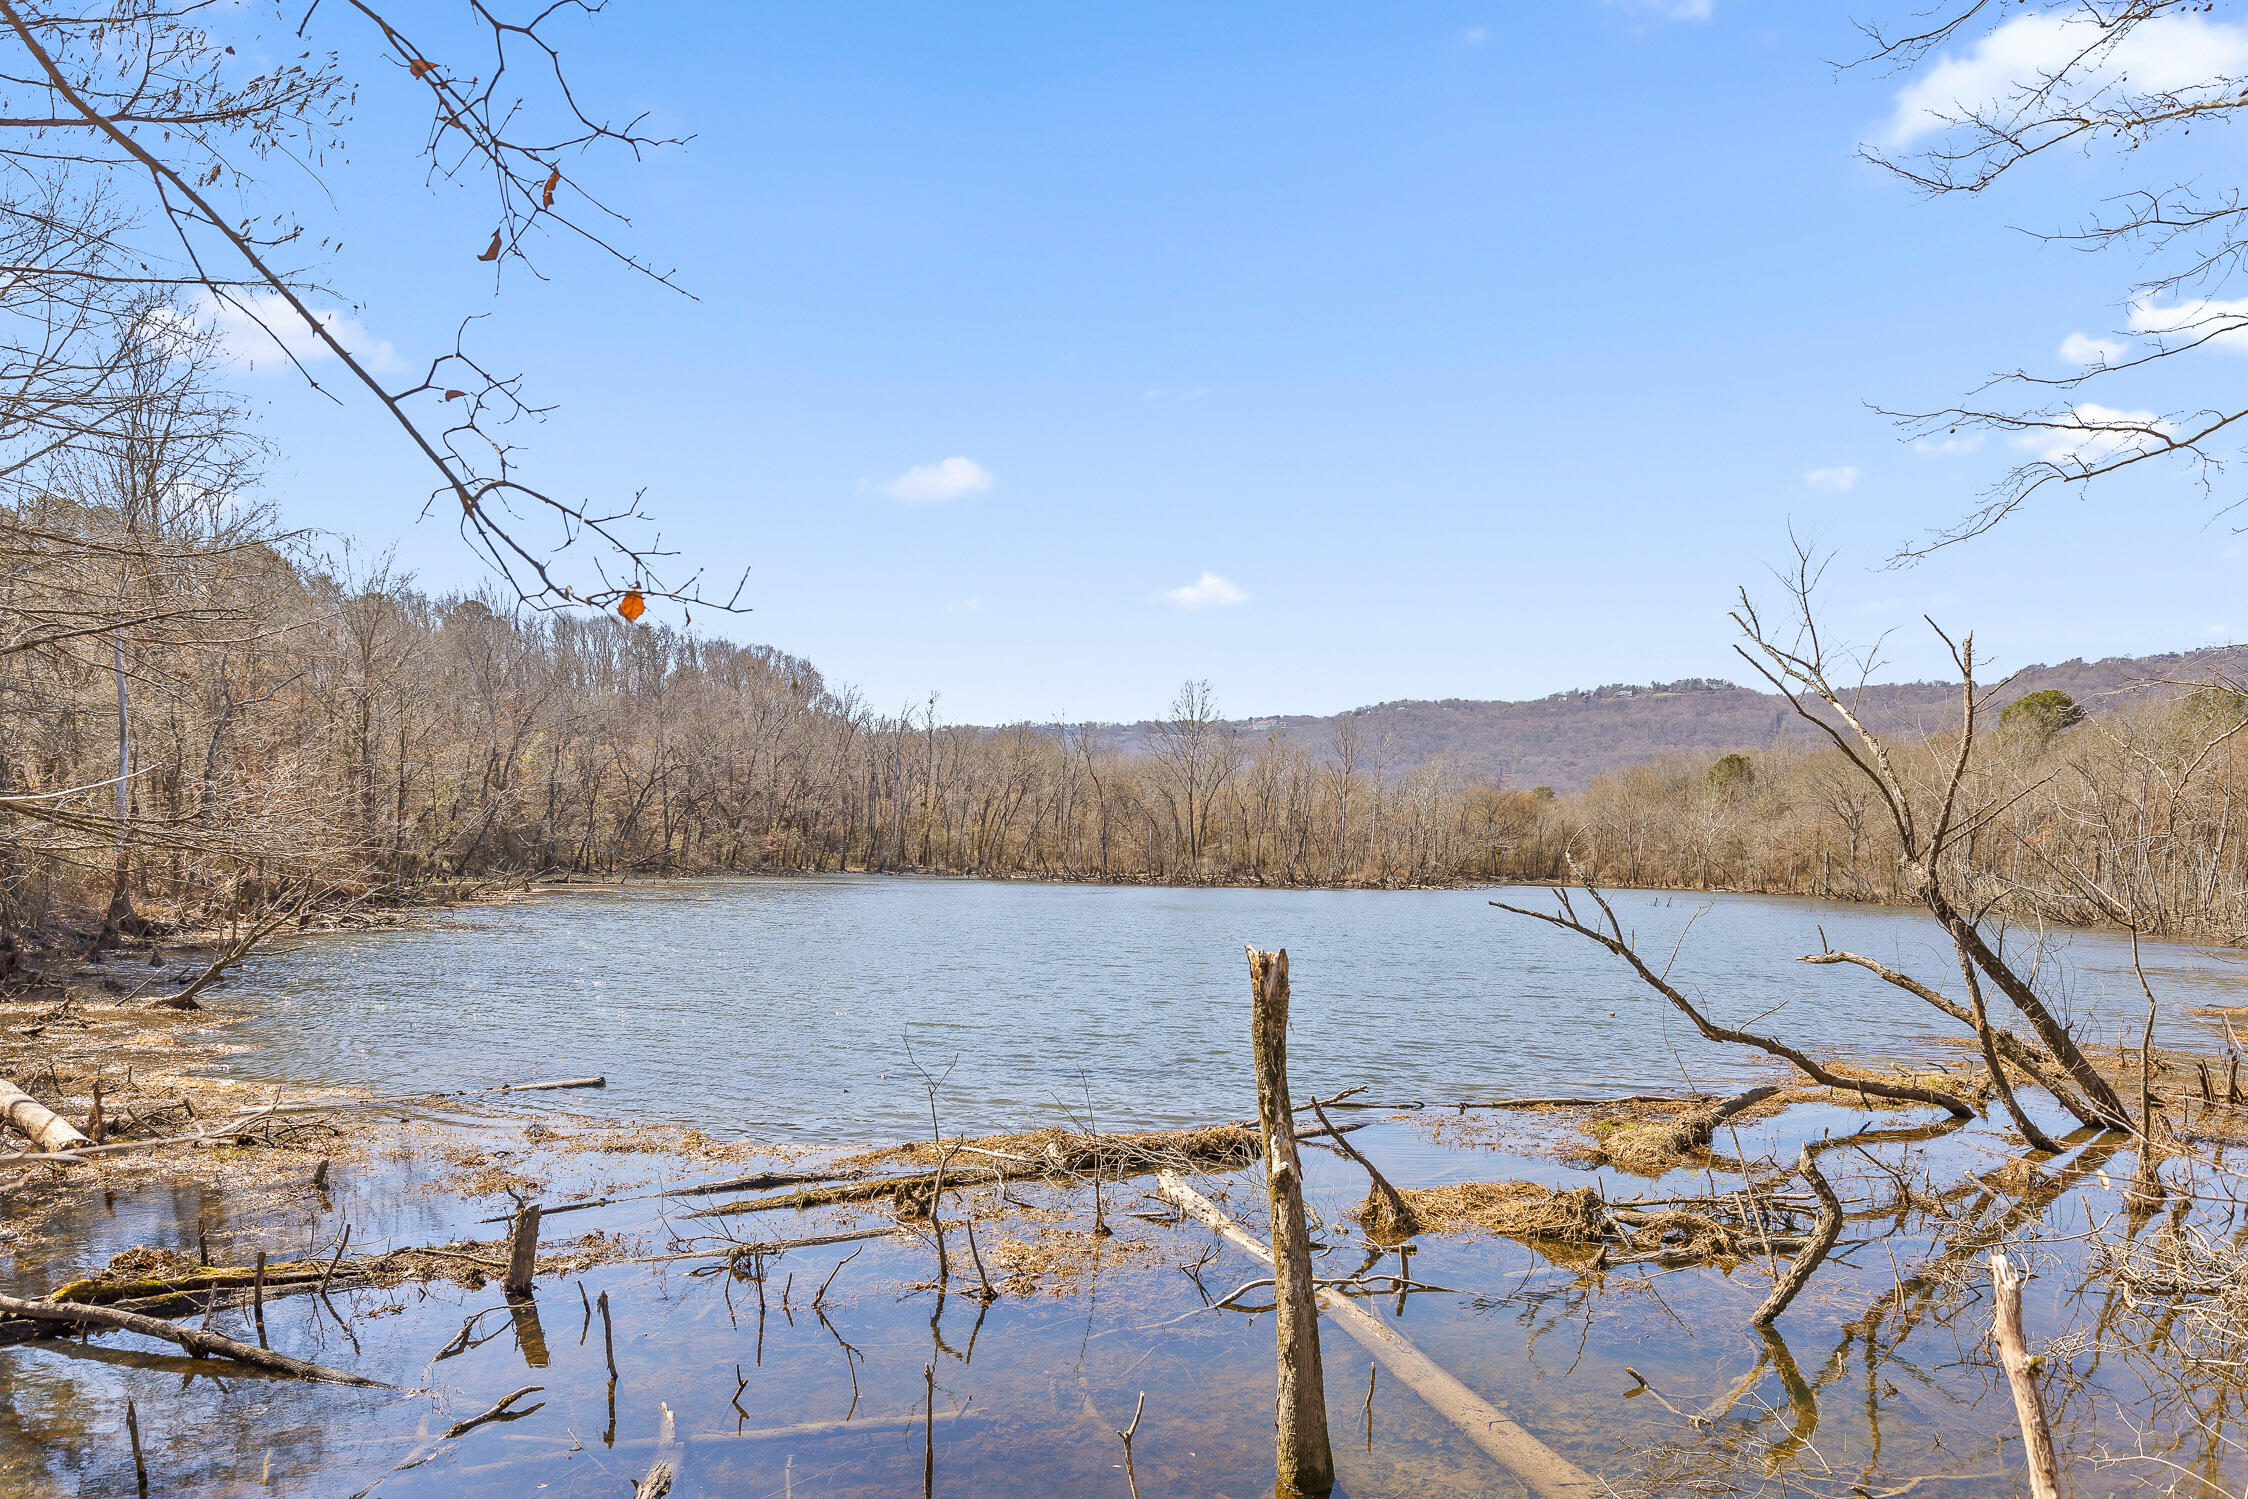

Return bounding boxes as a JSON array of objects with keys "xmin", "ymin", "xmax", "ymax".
[
  {"xmin": 1141, "ymin": 386, "xmax": 1209, "ymax": 401},
  {"xmin": 187, "ymin": 290, "xmax": 398, "ymax": 373},
  {"xmin": 1462, "ymin": 25, "xmax": 1489, "ymax": 45},
  {"xmin": 1607, "ymin": 0, "xmax": 1713, "ymax": 21},
  {"xmin": 2060, "ymin": 331, "xmax": 2129, "ymax": 365},
  {"xmin": 946, "ymin": 596, "xmax": 983, "ymax": 614},
  {"xmin": 878, "ymin": 456, "xmax": 993, "ymax": 504},
  {"xmin": 2128, "ymin": 294, "xmax": 2248, "ymax": 353},
  {"xmin": 1884, "ymin": 13, "xmax": 2248, "ymax": 147},
  {"xmin": 1804, "ymin": 465, "xmax": 1860, "ymax": 494},
  {"xmin": 1162, "ymin": 572, "xmax": 1249, "ymax": 611}
]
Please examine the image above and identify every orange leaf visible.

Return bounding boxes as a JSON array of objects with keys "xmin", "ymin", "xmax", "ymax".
[
  {"xmin": 410, "ymin": 58, "xmax": 434, "ymax": 78},
  {"xmin": 477, "ymin": 230, "xmax": 502, "ymax": 262},
  {"xmin": 443, "ymin": 389, "xmax": 465, "ymax": 401},
  {"xmin": 618, "ymin": 591, "xmax": 646, "ymax": 623},
  {"xmin": 542, "ymin": 166, "xmax": 560, "ymax": 208}
]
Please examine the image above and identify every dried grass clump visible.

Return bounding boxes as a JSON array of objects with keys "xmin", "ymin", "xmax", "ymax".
[
  {"xmin": 1355, "ymin": 1183, "xmax": 1421, "ymax": 1242},
  {"xmin": 852, "ymin": 1122, "xmax": 1258, "ymax": 1178},
  {"xmin": 986, "ymin": 1226, "xmax": 1152, "ymax": 1295},
  {"xmin": 1599, "ymin": 1124, "xmax": 1701, "ymax": 1175},
  {"xmin": 1389, "ymin": 1180, "xmax": 1606, "ymax": 1241}
]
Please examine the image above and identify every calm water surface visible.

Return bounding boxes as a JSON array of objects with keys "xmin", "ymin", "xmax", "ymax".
[{"xmin": 217, "ymin": 877, "xmax": 2248, "ymax": 1140}]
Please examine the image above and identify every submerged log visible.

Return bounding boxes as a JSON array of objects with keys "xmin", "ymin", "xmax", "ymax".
[
  {"xmin": 0, "ymin": 1290, "xmax": 388, "ymax": 1385},
  {"xmin": 1159, "ymin": 1171, "xmax": 1602, "ymax": 1498},
  {"xmin": 0, "ymin": 1078, "xmax": 91, "ymax": 1152}
]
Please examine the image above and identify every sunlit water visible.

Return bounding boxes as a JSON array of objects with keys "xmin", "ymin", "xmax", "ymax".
[
  {"xmin": 9, "ymin": 879, "xmax": 2248, "ymax": 1497},
  {"xmin": 215, "ymin": 877, "xmax": 2248, "ymax": 1140}
]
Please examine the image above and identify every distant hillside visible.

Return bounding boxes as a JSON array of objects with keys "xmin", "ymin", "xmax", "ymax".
[{"xmin": 1088, "ymin": 647, "xmax": 2244, "ymax": 794}]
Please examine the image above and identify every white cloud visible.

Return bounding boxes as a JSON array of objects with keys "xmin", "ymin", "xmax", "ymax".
[
  {"xmin": 2128, "ymin": 294, "xmax": 2248, "ymax": 353},
  {"xmin": 879, "ymin": 456, "xmax": 993, "ymax": 504},
  {"xmin": 2010, "ymin": 402, "xmax": 2173, "ymax": 464},
  {"xmin": 2060, "ymin": 331, "xmax": 2130, "ymax": 365},
  {"xmin": 1804, "ymin": 465, "xmax": 1860, "ymax": 493},
  {"xmin": 191, "ymin": 290, "xmax": 398, "ymax": 373},
  {"xmin": 1885, "ymin": 13, "xmax": 2248, "ymax": 146},
  {"xmin": 946, "ymin": 596, "xmax": 983, "ymax": 614},
  {"xmin": 1462, "ymin": 25, "xmax": 1489, "ymax": 45},
  {"xmin": 1162, "ymin": 572, "xmax": 1249, "ymax": 611}
]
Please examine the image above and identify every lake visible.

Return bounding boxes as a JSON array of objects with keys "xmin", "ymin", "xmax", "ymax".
[
  {"xmin": 10, "ymin": 877, "xmax": 2248, "ymax": 1497},
  {"xmin": 219, "ymin": 876, "xmax": 2248, "ymax": 1139}
]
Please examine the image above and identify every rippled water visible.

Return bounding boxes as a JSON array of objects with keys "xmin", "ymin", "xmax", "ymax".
[{"xmin": 215, "ymin": 877, "xmax": 2248, "ymax": 1140}]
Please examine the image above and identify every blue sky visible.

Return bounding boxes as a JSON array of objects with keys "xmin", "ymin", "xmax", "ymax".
[{"xmin": 231, "ymin": 1, "xmax": 2243, "ymax": 724}]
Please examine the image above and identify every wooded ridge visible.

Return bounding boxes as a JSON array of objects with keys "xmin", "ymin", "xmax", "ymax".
[{"xmin": 7, "ymin": 500, "xmax": 2245, "ymax": 954}]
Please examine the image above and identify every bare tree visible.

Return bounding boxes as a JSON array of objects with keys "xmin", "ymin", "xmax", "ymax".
[
  {"xmin": 1147, "ymin": 680, "xmax": 1240, "ymax": 868},
  {"xmin": 1728, "ymin": 540, "xmax": 2130, "ymax": 1126}
]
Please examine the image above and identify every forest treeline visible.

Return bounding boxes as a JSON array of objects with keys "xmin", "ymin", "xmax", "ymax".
[{"xmin": 8, "ymin": 499, "xmax": 2248, "ymax": 950}]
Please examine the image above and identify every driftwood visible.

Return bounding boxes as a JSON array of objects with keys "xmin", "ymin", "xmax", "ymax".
[
  {"xmin": 142, "ymin": 901, "xmax": 303, "ymax": 1010},
  {"xmin": 0, "ymin": 1077, "xmax": 91, "ymax": 1151},
  {"xmin": 1990, "ymin": 1250, "xmax": 2063, "ymax": 1499},
  {"xmin": 0, "ymin": 1076, "xmax": 610, "ymax": 1166},
  {"xmin": 1247, "ymin": 947, "xmax": 1334, "ymax": 1495},
  {"xmin": 1159, "ymin": 1171, "xmax": 1602, "ymax": 1499},
  {"xmin": 486, "ymin": 1168, "xmax": 860, "ymax": 1224},
  {"xmin": 1454, "ymin": 1094, "xmax": 1696, "ymax": 1110},
  {"xmin": 0, "ymin": 1290, "xmax": 388, "ymax": 1385}
]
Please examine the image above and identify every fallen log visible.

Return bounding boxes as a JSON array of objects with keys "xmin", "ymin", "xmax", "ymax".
[
  {"xmin": 0, "ymin": 1290, "xmax": 389, "ymax": 1386},
  {"xmin": 486, "ymin": 1168, "xmax": 869, "ymax": 1225},
  {"xmin": 684, "ymin": 1120, "xmax": 1361, "ymax": 1220},
  {"xmin": 1158, "ymin": 1171, "xmax": 1602, "ymax": 1498},
  {"xmin": 0, "ymin": 1077, "xmax": 611, "ymax": 1166},
  {"xmin": 1456, "ymin": 1094, "xmax": 1699, "ymax": 1110},
  {"xmin": 0, "ymin": 1078, "xmax": 91, "ymax": 1152}
]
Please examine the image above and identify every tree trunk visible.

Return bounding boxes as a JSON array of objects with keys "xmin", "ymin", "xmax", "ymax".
[{"xmin": 1247, "ymin": 947, "xmax": 1334, "ymax": 1497}]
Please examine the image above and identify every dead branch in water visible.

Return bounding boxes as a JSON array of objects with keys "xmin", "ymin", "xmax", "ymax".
[
  {"xmin": 1309, "ymin": 1092, "xmax": 1420, "ymax": 1240},
  {"xmin": 1494, "ymin": 880, "xmax": 1977, "ymax": 1117},
  {"xmin": 0, "ymin": 1290, "xmax": 387, "ymax": 1385},
  {"xmin": 1750, "ymin": 1146, "xmax": 1843, "ymax": 1327}
]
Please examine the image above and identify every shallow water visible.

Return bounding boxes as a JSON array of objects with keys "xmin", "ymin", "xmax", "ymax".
[
  {"xmin": 213, "ymin": 878, "xmax": 2248, "ymax": 1140},
  {"xmin": 8, "ymin": 879, "xmax": 2248, "ymax": 1498}
]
